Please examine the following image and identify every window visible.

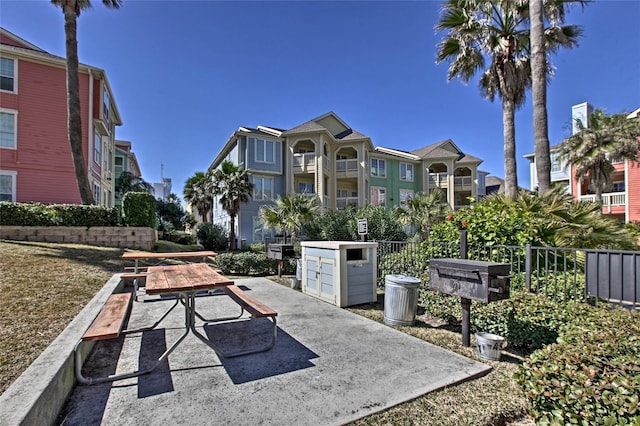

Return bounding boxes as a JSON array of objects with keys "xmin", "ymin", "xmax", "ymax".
[
  {"xmin": 0, "ymin": 171, "xmax": 16, "ymax": 201},
  {"xmin": 0, "ymin": 110, "xmax": 17, "ymax": 149},
  {"xmin": 612, "ymin": 182, "xmax": 625, "ymax": 192},
  {"xmin": 115, "ymin": 157, "xmax": 124, "ymax": 174},
  {"xmin": 253, "ymin": 176, "xmax": 273, "ymax": 200},
  {"xmin": 103, "ymin": 91, "xmax": 110, "ymax": 121},
  {"xmin": 400, "ymin": 163, "xmax": 414, "ymax": 181},
  {"xmin": 93, "ymin": 183, "xmax": 100, "ymax": 205},
  {"xmin": 550, "ymin": 153, "xmax": 562, "ymax": 173},
  {"xmin": 298, "ymin": 182, "xmax": 314, "ymax": 194},
  {"xmin": 399, "ymin": 189, "xmax": 414, "ymax": 207},
  {"xmin": 371, "ymin": 187, "xmax": 386, "ymax": 207},
  {"xmin": 94, "ymin": 133, "xmax": 101, "ymax": 164},
  {"xmin": 1, "ymin": 57, "xmax": 15, "ymax": 92},
  {"xmin": 253, "ymin": 216, "xmax": 265, "ymax": 242},
  {"xmin": 255, "ymin": 138, "xmax": 275, "ymax": 163},
  {"xmin": 371, "ymin": 158, "xmax": 386, "ymax": 178}
]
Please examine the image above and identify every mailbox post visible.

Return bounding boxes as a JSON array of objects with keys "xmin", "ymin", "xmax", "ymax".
[
  {"xmin": 266, "ymin": 243, "xmax": 296, "ymax": 277},
  {"xmin": 429, "ymin": 258, "xmax": 511, "ymax": 347}
]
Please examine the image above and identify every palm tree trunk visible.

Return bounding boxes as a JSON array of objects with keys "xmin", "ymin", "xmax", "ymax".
[
  {"xmin": 63, "ymin": 4, "xmax": 94, "ymax": 205},
  {"xmin": 502, "ymin": 97, "xmax": 518, "ymax": 197},
  {"xmin": 530, "ymin": 0, "xmax": 552, "ymax": 194}
]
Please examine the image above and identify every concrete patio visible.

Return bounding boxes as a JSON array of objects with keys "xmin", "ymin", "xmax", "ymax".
[{"xmin": 1, "ymin": 276, "xmax": 492, "ymax": 425}]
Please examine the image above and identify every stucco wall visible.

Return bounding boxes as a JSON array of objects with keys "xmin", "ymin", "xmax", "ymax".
[{"xmin": 0, "ymin": 226, "xmax": 157, "ymax": 250}]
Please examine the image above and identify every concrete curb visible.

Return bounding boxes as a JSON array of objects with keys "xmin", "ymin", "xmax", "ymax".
[{"xmin": 0, "ymin": 274, "xmax": 125, "ymax": 426}]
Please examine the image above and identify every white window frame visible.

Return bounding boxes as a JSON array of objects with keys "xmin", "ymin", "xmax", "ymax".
[
  {"xmin": 400, "ymin": 163, "xmax": 414, "ymax": 182},
  {"xmin": 103, "ymin": 90, "xmax": 110, "ymax": 121},
  {"xmin": 93, "ymin": 182, "xmax": 100, "ymax": 205},
  {"xmin": 371, "ymin": 158, "xmax": 386, "ymax": 178},
  {"xmin": 399, "ymin": 189, "xmax": 414, "ymax": 207},
  {"xmin": 0, "ymin": 109, "xmax": 17, "ymax": 149},
  {"xmin": 0, "ymin": 57, "xmax": 17, "ymax": 93},
  {"xmin": 0, "ymin": 170, "xmax": 17, "ymax": 202},
  {"xmin": 371, "ymin": 186, "xmax": 386, "ymax": 207},
  {"xmin": 253, "ymin": 216, "xmax": 265, "ymax": 242},
  {"xmin": 94, "ymin": 132, "xmax": 102, "ymax": 164},
  {"xmin": 253, "ymin": 175, "xmax": 273, "ymax": 200},
  {"xmin": 255, "ymin": 138, "xmax": 276, "ymax": 164}
]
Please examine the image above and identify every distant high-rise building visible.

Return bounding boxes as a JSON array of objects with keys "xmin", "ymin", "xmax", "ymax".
[{"xmin": 153, "ymin": 178, "xmax": 172, "ymax": 201}]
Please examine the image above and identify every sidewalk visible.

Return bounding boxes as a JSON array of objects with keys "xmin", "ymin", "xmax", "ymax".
[{"xmin": 52, "ymin": 278, "xmax": 491, "ymax": 425}]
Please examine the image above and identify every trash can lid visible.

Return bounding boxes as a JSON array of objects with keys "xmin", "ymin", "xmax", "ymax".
[{"xmin": 385, "ymin": 274, "xmax": 421, "ymax": 284}]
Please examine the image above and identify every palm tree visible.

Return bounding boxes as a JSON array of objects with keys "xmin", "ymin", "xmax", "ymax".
[
  {"xmin": 210, "ymin": 161, "xmax": 254, "ymax": 251},
  {"xmin": 436, "ymin": 0, "xmax": 581, "ymax": 197},
  {"xmin": 51, "ymin": 0, "xmax": 122, "ymax": 205},
  {"xmin": 393, "ymin": 189, "xmax": 450, "ymax": 240},
  {"xmin": 530, "ymin": 0, "xmax": 585, "ymax": 194},
  {"xmin": 183, "ymin": 171, "xmax": 212, "ymax": 223},
  {"xmin": 557, "ymin": 109, "xmax": 640, "ymax": 202},
  {"xmin": 259, "ymin": 193, "xmax": 320, "ymax": 243},
  {"xmin": 114, "ymin": 171, "xmax": 152, "ymax": 201}
]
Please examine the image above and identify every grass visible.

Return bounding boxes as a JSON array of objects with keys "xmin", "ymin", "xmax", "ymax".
[{"xmin": 0, "ymin": 240, "xmax": 533, "ymax": 425}]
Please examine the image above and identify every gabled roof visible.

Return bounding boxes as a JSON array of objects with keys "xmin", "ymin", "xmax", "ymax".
[
  {"xmin": 412, "ymin": 139, "xmax": 461, "ymax": 159},
  {"xmin": 373, "ymin": 146, "xmax": 421, "ymax": 161},
  {"xmin": 0, "ymin": 27, "xmax": 46, "ymax": 52},
  {"xmin": 281, "ymin": 111, "xmax": 370, "ymax": 140}
]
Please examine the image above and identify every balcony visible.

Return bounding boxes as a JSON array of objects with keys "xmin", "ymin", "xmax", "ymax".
[
  {"xmin": 336, "ymin": 159, "xmax": 358, "ymax": 178},
  {"xmin": 293, "ymin": 153, "xmax": 316, "ymax": 173},
  {"xmin": 580, "ymin": 192, "xmax": 626, "ymax": 214},
  {"xmin": 454, "ymin": 176, "xmax": 473, "ymax": 188},
  {"xmin": 336, "ymin": 197, "xmax": 358, "ymax": 210},
  {"xmin": 428, "ymin": 172, "xmax": 448, "ymax": 188}
]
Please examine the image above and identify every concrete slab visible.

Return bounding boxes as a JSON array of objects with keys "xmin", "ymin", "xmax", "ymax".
[{"xmin": 57, "ymin": 278, "xmax": 491, "ymax": 425}]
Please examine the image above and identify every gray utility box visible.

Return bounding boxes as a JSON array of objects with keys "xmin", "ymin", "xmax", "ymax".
[
  {"xmin": 429, "ymin": 258, "xmax": 511, "ymax": 303},
  {"xmin": 267, "ymin": 243, "xmax": 296, "ymax": 260},
  {"xmin": 301, "ymin": 241, "xmax": 378, "ymax": 307}
]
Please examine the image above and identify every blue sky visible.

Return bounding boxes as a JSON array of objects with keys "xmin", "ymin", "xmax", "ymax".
[{"xmin": 1, "ymin": 0, "xmax": 639, "ymax": 197}]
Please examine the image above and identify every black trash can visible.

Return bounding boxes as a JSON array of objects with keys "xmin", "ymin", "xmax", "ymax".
[{"xmin": 383, "ymin": 274, "xmax": 421, "ymax": 326}]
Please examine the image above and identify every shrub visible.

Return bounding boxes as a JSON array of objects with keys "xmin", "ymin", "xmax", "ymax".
[
  {"xmin": 122, "ymin": 192, "xmax": 157, "ymax": 228},
  {"xmin": 0, "ymin": 202, "xmax": 119, "ymax": 226},
  {"xmin": 379, "ymin": 248, "xmax": 429, "ymax": 287},
  {"xmin": 196, "ymin": 223, "xmax": 228, "ymax": 251},
  {"xmin": 516, "ymin": 306, "xmax": 640, "ymax": 424},
  {"xmin": 212, "ymin": 251, "xmax": 277, "ymax": 276},
  {"xmin": 250, "ymin": 242, "xmax": 266, "ymax": 253}
]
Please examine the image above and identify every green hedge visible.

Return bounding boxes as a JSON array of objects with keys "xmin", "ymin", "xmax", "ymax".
[
  {"xmin": 516, "ymin": 306, "xmax": 640, "ymax": 424},
  {"xmin": 212, "ymin": 252, "xmax": 297, "ymax": 276},
  {"xmin": 122, "ymin": 192, "xmax": 157, "ymax": 228},
  {"xmin": 0, "ymin": 202, "xmax": 119, "ymax": 226}
]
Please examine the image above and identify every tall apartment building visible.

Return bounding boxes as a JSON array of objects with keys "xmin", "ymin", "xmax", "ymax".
[
  {"xmin": 0, "ymin": 27, "xmax": 122, "ymax": 206},
  {"xmin": 525, "ymin": 102, "xmax": 640, "ymax": 222},
  {"xmin": 207, "ymin": 112, "xmax": 487, "ymax": 245}
]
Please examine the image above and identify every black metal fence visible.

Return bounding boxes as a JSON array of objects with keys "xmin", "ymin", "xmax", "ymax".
[{"xmin": 375, "ymin": 239, "xmax": 640, "ymax": 308}]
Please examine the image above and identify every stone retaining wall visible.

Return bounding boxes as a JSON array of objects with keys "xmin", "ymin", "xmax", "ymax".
[{"xmin": 0, "ymin": 226, "xmax": 157, "ymax": 250}]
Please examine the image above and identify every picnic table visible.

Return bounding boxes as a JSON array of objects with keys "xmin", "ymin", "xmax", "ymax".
[{"xmin": 75, "ymin": 263, "xmax": 278, "ymax": 385}]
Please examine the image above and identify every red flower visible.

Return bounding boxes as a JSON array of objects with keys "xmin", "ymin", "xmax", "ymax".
[
  {"xmin": 461, "ymin": 221, "xmax": 469, "ymax": 228},
  {"xmin": 446, "ymin": 214, "xmax": 454, "ymax": 220}
]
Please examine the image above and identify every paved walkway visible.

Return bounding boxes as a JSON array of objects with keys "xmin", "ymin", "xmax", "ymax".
[{"xmin": 58, "ymin": 278, "xmax": 491, "ymax": 425}]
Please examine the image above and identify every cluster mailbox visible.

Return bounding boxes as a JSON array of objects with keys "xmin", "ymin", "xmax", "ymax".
[
  {"xmin": 429, "ymin": 258, "xmax": 511, "ymax": 347},
  {"xmin": 266, "ymin": 244, "xmax": 296, "ymax": 261},
  {"xmin": 429, "ymin": 258, "xmax": 511, "ymax": 302}
]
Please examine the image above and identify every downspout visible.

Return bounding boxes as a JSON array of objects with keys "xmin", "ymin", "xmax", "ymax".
[{"xmin": 88, "ymin": 71, "xmax": 94, "ymax": 190}]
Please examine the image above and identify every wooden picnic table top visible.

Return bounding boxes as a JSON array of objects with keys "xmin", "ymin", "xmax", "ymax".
[
  {"xmin": 145, "ymin": 263, "xmax": 233, "ymax": 295},
  {"xmin": 122, "ymin": 250, "xmax": 217, "ymax": 260}
]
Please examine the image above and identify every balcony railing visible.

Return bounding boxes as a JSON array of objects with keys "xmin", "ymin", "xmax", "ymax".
[
  {"xmin": 579, "ymin": 192, "xmax": 626, "ymax": 207},
  {"xmin": 454, "ymin": 176, "xmax": 472, "ymax": 187},
  {"xmin": 293, "ymin": 153, "xmax": 316, "ymax": 170},
  {"xmin": 336, "ymin": 159, "xmax": 358, "ymax": 173},
  {"xmin": 336, "ymin": 197, "xmax": 358, "ymax": 209},
  {"xmin": 428, "ymin": 172, "xmax": 448, "ymax": 186}
]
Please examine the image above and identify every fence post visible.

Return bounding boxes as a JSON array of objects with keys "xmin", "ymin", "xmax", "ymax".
[
  {"xmin": 525, "ymin": 244, "xmax": 531, "ymax": 292},
  {"xmin": 460, "ymin": 230, "xmax": 468, "ymax": 260}
]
